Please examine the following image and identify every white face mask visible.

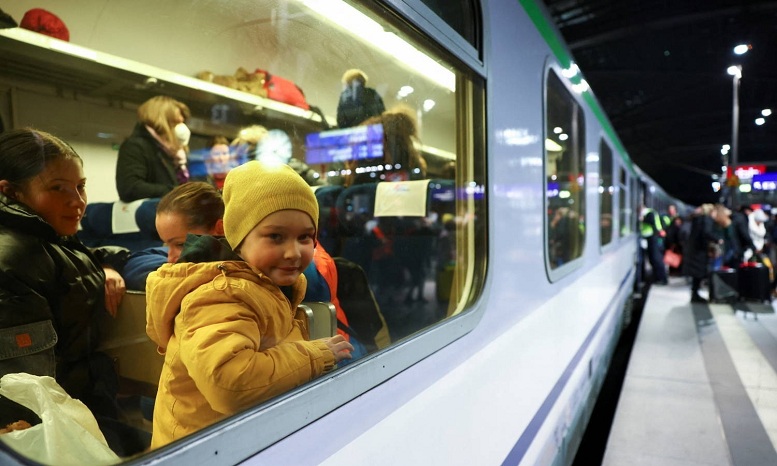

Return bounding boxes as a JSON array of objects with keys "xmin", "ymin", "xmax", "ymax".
[{"xmin": 174, "ymin": 123, "xmax": 191, "ymax": 146}]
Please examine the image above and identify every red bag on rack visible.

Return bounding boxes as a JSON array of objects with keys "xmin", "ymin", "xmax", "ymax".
[
  {"xmin": 257, "ymin": 69, "xmax": 309, "ymax": 110},
  {"xmin": 20, "ymin": 8, "xmax": 69, "ymax": 41}
]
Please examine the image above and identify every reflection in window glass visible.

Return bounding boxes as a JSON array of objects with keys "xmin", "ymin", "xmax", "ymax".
[
  {"xmin": 0, "ymin": 0, "xmax": 486, "ymax": 459},
  {"xmin": 599, "ymin": 140, "xmax": 613, "ymax": 246},
  {"xmin": 546, "ymin": 70, "xmax": 585, "ymax": 270},
  {"xmin": 417, "ymin": 0, "xmax": 481, "ymax": 49}
]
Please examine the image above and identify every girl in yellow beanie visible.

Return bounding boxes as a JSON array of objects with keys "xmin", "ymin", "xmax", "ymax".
[{"xmin": 145, "ymin": 161, "xmax": 353, "ymax": 448}]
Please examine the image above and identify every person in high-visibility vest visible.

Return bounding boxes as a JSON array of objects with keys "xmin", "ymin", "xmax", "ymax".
[{"xmin": 640, "ymin": 204, "xmax": 668, "ymax": 285}]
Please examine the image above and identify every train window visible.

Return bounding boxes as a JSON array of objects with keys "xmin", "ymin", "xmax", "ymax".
[
  {"xmin": 416, "ymin": 0, "xmax": 481, "ymax": 49},
  {"xmin": 599, "ymin": 140, "xmax": 614, "ymax": 246},
  {"xmin": 545, "ymin": 69, "xmax": 586, "ymax": 271},
  {"xmin": 618, "ymin": 165, "xmax": 631, "ymax": 237},
  {"xmin": 0, "ymin": 0, "xmax": 486, "ymax": 460}
]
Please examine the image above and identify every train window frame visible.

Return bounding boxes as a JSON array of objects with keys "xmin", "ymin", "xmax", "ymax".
[
  {"xmin": 389, "ymin": 0, "xmax": 483, "ymax": 66},
  {"xmin": 0, "ymin": 1, "xmax": 489, "ymax": 464},
  {"xmin": 544, "ymin": 64, "xmax": 587, "ymax": 281},
  {"xmin": 599, "ymin": 137, "xmax": 615, "ymax": 248}
]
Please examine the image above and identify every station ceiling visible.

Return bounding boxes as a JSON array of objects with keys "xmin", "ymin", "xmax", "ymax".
[{"xmin": 541, "ymin": 0, "xmax": 777, "ymax": 206}]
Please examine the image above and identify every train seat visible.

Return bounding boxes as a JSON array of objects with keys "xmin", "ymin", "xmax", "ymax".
[
  {"xmin": 334, "ymin": 179, "xmax": 456, "ymax": 339},
  {"xmin": 313, "ymin": 185, "xmax": 344, "ymax": 256},
  {"xmin": 78, "ymin": 198, "xmax": 162, "ymax": 252},
  {"xmin": 295, "ymin": 301, "xmax": 337, "ymax": 340},
  {"xmin": 99, "ymin": 292, "xmax": 337, "ymax": 392},
  {"xmin": 98, "ymin": 291, "xmax": 162, "ymax": 393}
]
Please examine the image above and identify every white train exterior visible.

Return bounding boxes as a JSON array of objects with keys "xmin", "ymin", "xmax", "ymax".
[{"xmin": 0, "ymin": 0, "xmax": 681, "ymax": 465}]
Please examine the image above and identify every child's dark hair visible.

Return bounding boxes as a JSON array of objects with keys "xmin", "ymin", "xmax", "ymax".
[
  {"xmin": 0, "ymin": 128, "xmax": 82, "ymax": 187},
  {"xmin": 156, "ymin": 181, "xmax": 224, "ymax": 231}
]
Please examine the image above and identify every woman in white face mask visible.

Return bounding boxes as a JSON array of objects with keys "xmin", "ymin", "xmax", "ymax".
[{"xmin": 116, "ymin": 95, "xmax": 192, "ymax": 202}]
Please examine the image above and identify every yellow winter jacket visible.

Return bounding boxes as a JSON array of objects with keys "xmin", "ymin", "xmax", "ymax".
[{"xmin": 145, "ymin": 260, "xmax": 336, "ymax": 449}]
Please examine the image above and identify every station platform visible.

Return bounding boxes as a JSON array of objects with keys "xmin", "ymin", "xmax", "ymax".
[{"xmin": 603, "ymin": 276, "xmax": 777, "ymax": 465}]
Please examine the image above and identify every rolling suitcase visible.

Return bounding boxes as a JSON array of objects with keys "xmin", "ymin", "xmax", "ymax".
[
  {"xmin": 738, "ymin": 262, "xmax": 771, "ymax": 302},
  {"xmin": 710, "ymin": 267, "xmax": 738, "ymax": 303}
]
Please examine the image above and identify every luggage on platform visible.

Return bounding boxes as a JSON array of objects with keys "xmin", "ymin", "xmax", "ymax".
[
  {"xmin": 738, "ymin": 262, "xmax": 771, "ymax": 302},
  {"xmin": 710, "ymin": 267, "xmax": 738, "ymax": 303}
]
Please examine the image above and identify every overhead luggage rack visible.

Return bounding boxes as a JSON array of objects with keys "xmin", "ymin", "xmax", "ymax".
[{"xmin": 0, "ymin": 27, "xmax": 329, "ymax": 126}]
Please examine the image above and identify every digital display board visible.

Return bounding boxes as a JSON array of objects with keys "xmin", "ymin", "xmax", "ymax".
[{"xmin": 305, "ymin": 123, "xmax": 384, "ymax": 164}]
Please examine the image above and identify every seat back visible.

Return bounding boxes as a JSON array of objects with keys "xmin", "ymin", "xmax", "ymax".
[
  {"xmin": 296, "ymin": 302, "xmax": 337, "ymax": 340},
  {"xmin": 313, "ymin": 185, "xmax": 344, "ymax": 255},
  {"xmin": 78, "ymin": 198, "xmax": 162, "ymax": 251},
  {"xmin": 333, "ymin": 179, "xmax": 456, "ymax": 340},
  {"xmin": 98, "ymin": 291, "xmax": 161, "ymax": 394}
]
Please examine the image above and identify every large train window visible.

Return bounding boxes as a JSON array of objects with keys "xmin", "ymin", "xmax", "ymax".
[
  {"xmin": 0, "ymin": 0, "xmax": 486, "ymax": 461},
  {"xmin": 545, "ymin": 69, "xmax": 586, "ymax": 271},
  {"xmin": 599, "ymin": 139, "xmax": 614, "ymax": 247}
]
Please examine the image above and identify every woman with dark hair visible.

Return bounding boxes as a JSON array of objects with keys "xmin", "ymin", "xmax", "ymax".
[{"xmin": 0, "ymin": 128, "xmax": 134, "ymax": 446}]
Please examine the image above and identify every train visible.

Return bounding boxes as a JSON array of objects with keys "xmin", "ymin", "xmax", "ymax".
[{"xmin": 0, "ymin": 0, "xmax": 686, "ymax": 465}]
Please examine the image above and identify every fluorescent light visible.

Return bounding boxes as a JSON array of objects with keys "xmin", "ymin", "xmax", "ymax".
[
  {"xmin": 302, "ymin": 0, "xmax": 455, "ymax": 92},
  {"xmin": 422, "ymin": 99, "xmax": 435, "ymax": 112},
  {"xmin": 545, "ymin": 139, "xmax": 563, "ymax": 151}
]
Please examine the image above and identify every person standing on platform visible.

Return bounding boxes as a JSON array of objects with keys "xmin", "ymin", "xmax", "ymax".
[
  {"xmin": 640, "ymin": 204, "xmax": 668, "ymax": 285},
  {"xmin": 682, "ymin": 204, "xmax": 717, "ymax": 302}
]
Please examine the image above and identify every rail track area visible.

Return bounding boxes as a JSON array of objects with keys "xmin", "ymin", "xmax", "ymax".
[{"xmin": 585, "ymin": 277, "xmax": 777, "ymax": 465}]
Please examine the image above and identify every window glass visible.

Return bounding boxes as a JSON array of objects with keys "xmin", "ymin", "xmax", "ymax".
[
  {"xmin": 546, "ymin": 69, "xmax": 585, "ymax": 270},
  {"xmin": 0, "ymin": 0, "xmax": 486, "ymax": 459},
  {"xmin": 417, "ymin": 0, "xmax": 480, "ymax": 48},
  {"xmin": 599, "ymin": 140, "xmax": 613, "ymax": 246}
]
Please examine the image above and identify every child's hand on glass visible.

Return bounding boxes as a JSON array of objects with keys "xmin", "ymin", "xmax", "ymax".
[{"xmin": 323, "ymin": 335, "xmax": 354, "ymax": 361}]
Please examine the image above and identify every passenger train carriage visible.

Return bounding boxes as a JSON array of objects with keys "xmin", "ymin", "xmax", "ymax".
[{"xmin": 0, "ymin": 0, "xmax": 683, "ymax": 464}]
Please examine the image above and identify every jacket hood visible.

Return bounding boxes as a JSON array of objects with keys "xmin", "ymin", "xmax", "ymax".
[
  {"xmin": 146, "ymin": 260, "xmax": 256, "ymax": 351},
  {"xmin": 145, "ymin": 259, "xmax": 306, "ymax": 353},
  {"xmin": 0, "ymin": 192, "xmax": 59, "ymax": 241}
]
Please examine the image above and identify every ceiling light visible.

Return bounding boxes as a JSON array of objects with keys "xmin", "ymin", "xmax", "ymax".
[
  {"xmin": 396, "ymin": 85, "xmax": 414, "ymax": 99},
  {"xmin": 762, "ymin": 109, "xmax": 772, "ymax": 117},
  {"xmin": 756, "ymin": 117, "xmax": 765, "ymax": 126},
  {"xmin": 559, "ymin": 133, "xmax": 569, "ymax": 141},
  {"xmin": 302, "ymin": 0, "xmax": 455, "ymax": 92},
  {"xmin": 553, "ymin": 127, "xmax": 563, "ymax": 134},
  {"xmin": 727, "ymin": 65, "xmax": 742, "ymax": 77},
  {"xmin": 422, "ymin": 99, "xmax": 435, "ymax": 112}
]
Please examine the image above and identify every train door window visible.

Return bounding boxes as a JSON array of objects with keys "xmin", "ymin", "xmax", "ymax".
[
  {"xmin": 599, "ymin": 139, "xmax": 614, "ymax": 247},
  {"xmin": 545, "ymin": 69, "xmax": 586, "ymax": 271},
  {"xmin": 618, "ymin": 165, "xmax": 631, "ymax": 237},
  {"xmin": 0, "ymin": 0, "xmax": 487, "ymax": 460}
]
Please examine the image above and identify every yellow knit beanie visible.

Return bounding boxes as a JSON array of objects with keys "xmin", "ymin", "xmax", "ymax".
[{"xmin": 222, "ymin": 161, "xmax": 319, "ymax": 250}]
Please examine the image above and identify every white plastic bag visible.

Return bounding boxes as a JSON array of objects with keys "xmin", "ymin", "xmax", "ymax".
[{"xmin": 0, "ymin": 373, "xmax": 120, "ymax": 465}]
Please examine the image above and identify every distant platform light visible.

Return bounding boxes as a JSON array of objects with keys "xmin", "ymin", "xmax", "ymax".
[
  {"xmin": 727, "ymin": 65, "xmax": 742, "ymax": 77},
  {"xmin": 762, "ymin": 109, "xmax": 772, "ymax": 117},
  {"xmin": 733, "ymin": 44, "xmax": 750, "ymax": 55},
  {"xmin": 553, "ymin": 126, "xmax": 563, "ymax": 134},
  {"xmin": 559, "ymin": 133, "xmax": 568, "ymax": 141},
  {"xmin": 756, "ymin": 117, "xmax": 766, "ymax": 126}
]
